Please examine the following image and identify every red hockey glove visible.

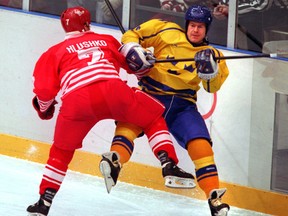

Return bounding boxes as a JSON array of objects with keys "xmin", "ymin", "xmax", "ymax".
[
  {"xmin": 32, "ymin": 96, "xmax": 58, "ymax": 120},
  {"xmin": 195, "ymin": 49, "xmax": 219, "ymax": 80}
]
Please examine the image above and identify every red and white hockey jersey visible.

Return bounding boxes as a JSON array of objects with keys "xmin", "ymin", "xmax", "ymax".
[{"xmin": 33, "ymin": 31, "xmax": 129, "ymax": 101}]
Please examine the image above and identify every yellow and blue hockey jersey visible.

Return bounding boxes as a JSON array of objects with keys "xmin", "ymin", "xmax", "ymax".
[{"xmin": 122, "ymin": 19, "xmax": 229, "ymax": 103}]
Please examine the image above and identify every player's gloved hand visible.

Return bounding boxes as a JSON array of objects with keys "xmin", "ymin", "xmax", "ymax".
[
  {"xmin": 119, "ymin": 42, "xmax": 155, "ymax": 79},
  {"xmin": 195, "ymin": 49, "xmax": 218, "ymax": 80},
  {"xmin": 132, "ymin": 48, "xmax": 155, "ymax": 79},
  {"xmin": 32, "ymin": 96, "xmax": 58, "ymax": 120}
]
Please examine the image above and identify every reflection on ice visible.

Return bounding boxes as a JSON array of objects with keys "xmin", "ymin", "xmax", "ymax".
[{"xmin": 0, "ymin": 155, "xmax": 269, "ymax": 216}]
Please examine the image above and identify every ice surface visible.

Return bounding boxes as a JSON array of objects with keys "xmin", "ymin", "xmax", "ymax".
[{"xmin": 0, "ymin": 155, "xmax": 270, "ymax": 216}]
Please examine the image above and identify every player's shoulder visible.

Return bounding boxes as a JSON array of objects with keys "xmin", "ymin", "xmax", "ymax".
[
  {"xmin": 44, "ymin": 40, "xmax": 65, "ymax": 54},
  {"xmin": 92, "ymin": 31, "xmax": 116, "ymax": 40},
  {"xmin": 147, "ymin": 19, "xmax": 182, "ymax": 29},
  {"xmin": 86, "ymin": 31, "xmax": 120, "ymax": 45},
  {"xmin": 144, "ymin": 19, "xmax": 185, "ymax": 38}
]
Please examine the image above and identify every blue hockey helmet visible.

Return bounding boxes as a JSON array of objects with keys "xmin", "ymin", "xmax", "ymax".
[{"xmin": 185, "ymin": 5, "xmax": 212, "ymax": 31}]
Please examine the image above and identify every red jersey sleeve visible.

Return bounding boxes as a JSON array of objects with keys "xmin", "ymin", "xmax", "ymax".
[{"xmin": 33, "ymin": 45, "xmax": 61, "ymax": 101}]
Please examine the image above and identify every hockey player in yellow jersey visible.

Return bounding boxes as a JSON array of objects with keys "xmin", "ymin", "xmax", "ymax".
[{"xmin": 103, "ymin": 5, "xmax": 230, "ymax": 216}]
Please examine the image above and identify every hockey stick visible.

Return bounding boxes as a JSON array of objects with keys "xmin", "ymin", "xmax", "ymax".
[
  {"xmin": 237, "ymin": 23, "xmax": 263, "ymax": 49},
  {"xmin": 155, "ymin": 53, "xmax": 277, "ymax": 63},
  {"xmin": 155, "ymin": 40, "xmax": 288, "ymax": 63},
  {"xmin": 155, "ymin": 41, "xmax": 288, "ymax": 63},
  {"xmin": 104, "ymin": 0, "xmax": 125, "ymax": 34}
]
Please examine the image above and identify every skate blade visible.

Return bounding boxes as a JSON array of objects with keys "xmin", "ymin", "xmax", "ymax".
[
  {"xmin": 164, "ymin": 176, "xmax": 196, "ymax": 189},
  {"xmin": 218, "ymin": 207, "xmax": 229, "ymax": 216},
  {"xmin": 27, "ymin": 213, "xmax": 46, "ymax": 216},
  {"xmin": 99, "ymin": 160, "xmax": 115, "ymax": 194}
]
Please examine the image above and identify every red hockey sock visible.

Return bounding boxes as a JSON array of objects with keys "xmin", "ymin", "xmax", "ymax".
[
  {"xmin": 39, "ymin": 145, "xmax": 75, "ymax": 195},
  {"xmin": 145, "ymin": 117, "xmax": 178, "ymax": 164}
]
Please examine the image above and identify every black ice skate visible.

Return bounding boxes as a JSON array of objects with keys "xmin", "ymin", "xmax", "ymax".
[
  {"xmin": 99, "ymin": 151, "xmax": 121, "ymax": 193},
  {"xmin": 158, "ymin": 151, "xmax": 196, "ymax": 189},
  {"xmin": 27, "ymin": 188, "xmax": 56, "ymax": 216},
  {"xmin": 208, "ymin": 188, "xmax": 230, "ymax": 216}
]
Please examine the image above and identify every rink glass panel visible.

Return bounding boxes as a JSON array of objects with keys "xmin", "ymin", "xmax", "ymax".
[
  {"xmin": 2, "ymin": 0, "xmax": 287, "ymax": 54},
  {"xmin": 271, "ymin": 93, "xmax": 288, "ymax": 193}
]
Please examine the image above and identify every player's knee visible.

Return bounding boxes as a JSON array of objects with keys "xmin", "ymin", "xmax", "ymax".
[
  {"xmin": 49, "ymin": 145, "xmax": 75, "ymax": 165},
  {"xmin": 187, "ymin": 138, "xmax": 213, "ymax": 161},
  {"xmin": 115, "ymin": 122, "xmax": 142, "ymax": 140}
]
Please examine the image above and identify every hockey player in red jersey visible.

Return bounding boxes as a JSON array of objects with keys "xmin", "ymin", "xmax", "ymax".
[{"xmin": 26, "ymin": 6, "xmax": 193, "ymax": 216}]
